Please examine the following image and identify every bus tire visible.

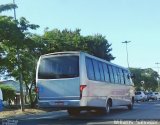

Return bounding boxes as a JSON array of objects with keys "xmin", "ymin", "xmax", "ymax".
[
  {"xmin": 128, "ymin": 98, "xmax": 134, "ymax": 110},
  {"xmin": 67, "ymin": 109, "xmax": 80, "ymax": 116},
  {"xmin": 105, "ymin": 100, "xmax": 111, "ymax": 114}
]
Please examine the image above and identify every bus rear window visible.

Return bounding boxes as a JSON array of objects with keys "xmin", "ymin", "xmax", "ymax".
[{"xmin": 38, "ymin": 55, "xmax": 79, "ymax": 79}]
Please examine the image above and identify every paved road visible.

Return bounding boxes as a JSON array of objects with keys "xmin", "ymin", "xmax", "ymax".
[{"xmin": 1, "ymin": 101, "xmax": 160, "ymax": 125}]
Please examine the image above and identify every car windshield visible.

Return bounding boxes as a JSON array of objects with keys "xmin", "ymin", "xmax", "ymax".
[{"xmin": 135, "ymin": 92, "xmax": 141, "ymax": 95}]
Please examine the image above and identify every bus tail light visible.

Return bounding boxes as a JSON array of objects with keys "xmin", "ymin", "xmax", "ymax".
[
  {"xmin": 80, "ymin": 85, "xmax": 87, "ymax": 99},
  {"xmin": 35, "ymin": 87, "xmax": 39, "ymax": 93}
]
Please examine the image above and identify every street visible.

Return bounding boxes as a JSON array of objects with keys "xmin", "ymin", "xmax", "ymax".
[{"xmin": 1, "ymin": 100, "xmax": 160, "ymax": 125}]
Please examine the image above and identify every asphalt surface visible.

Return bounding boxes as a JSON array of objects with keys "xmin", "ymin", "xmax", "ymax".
[{"xmin": 1, "ymin": 100, "xmax": 160, "ymax": 125}]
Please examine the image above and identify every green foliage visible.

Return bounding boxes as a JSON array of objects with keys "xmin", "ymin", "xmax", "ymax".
[
  {"xmin": 130, "ymin": 68, "xmax": 159, "ymax": 91},
  {"xmin": 0, "ymin": 3, "xmax": 17, "ymax": 13},
  {"xmin": 38, "ymin": 28, "xmax": 115, "ymax": 61},
  {"xmin": 83, "ymin": 34, "xmax": 114, "ymax": 61},
  {"xmin": 0, "ymin": 16, "xmax": 38, "ymax": 78},
  {"xmin": 0, "ymin": 84, "xmax": 16, "ymax": 101},
  {"xmin": 0, "ymin": 13, "xmax": 39, "ymax": 107}
]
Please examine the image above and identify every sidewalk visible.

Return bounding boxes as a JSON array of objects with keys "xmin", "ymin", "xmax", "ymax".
[
  {"xmin": 0, "ymin": 108, "xmax": 47, "ymax": 119},
  {"xmin": 0, "ymin": 108, "xmax": 66, "ymax": 120}
]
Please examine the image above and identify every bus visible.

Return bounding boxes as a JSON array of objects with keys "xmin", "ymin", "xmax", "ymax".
[{"xmin": 36, "ymin": 51, "xmax": 135, "ymax": 115}]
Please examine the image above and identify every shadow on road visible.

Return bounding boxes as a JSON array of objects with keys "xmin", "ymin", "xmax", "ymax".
[{"xmin": 15, "ymin": 108, "xmax": 131, "ymax": 125}]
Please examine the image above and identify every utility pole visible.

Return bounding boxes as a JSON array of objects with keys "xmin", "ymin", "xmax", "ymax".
[
  {"xmin": 13, "ymin": 0, "xmax": 25, "ymax": 111},
  {"xmin": 17, "ymin": 50, "xmax": 25, "ymax": 112},
  {"xmin": 122, "ymin": 41, "xmax": 131, "ymax": 68},
  {"xmin": 155, "ymin": 62, "xmax": 160, "ymax": 91},
  {"xmin": 13, "ymin": 0, "xmax": 16, "ymax": 20}
]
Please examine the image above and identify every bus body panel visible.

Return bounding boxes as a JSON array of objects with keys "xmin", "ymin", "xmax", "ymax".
[
  {"xmin": 37, "ymin": 78, "xmax": 80, "ymax": 100},
  {"xmin": 85, "ymin": 80, "xmax": 132, "ymax": 108},
  {"xmin": 79, "ymin": 53, "xmax": 88, "ymax": 106}
]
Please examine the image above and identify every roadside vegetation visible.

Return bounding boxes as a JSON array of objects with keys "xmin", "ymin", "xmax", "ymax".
[{"xmin": 0, "ymin": 85, "xmax": 16, "ymax": 105}]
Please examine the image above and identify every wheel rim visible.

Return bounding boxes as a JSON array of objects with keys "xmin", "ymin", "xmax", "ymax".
[
  {"xmin": 106, "ymin": 102, "xmax": 110, "ymax": 113},
  {"xmin": 130, "ymin": 101, "xmax": 133, "ymax": 109},
  {"xmin": 131, "ymin": 100, "xmax": 133, "ymax": 106}
]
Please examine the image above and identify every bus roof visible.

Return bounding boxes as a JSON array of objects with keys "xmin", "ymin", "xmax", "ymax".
[{"xmin": 41, "ymin": 51, "xmax": 80, "ymax": 57}]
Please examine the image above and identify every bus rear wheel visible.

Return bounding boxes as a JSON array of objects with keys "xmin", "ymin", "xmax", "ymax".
[
  {"xmin": 128, "ymin": 98, "xmax": 134, "ymax": 110},
  {"xmin": 105, "ymin": 101, "xmax": 111, "ymax": 114}
]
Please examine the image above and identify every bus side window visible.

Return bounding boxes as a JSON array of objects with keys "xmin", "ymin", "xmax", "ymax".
[
  {"xmin": 108, "ymin": 65, "xmax": 115, "ymax": 83},
  {"xmin": 128, "ymin": 75, "xmax": 132, "ymax": 85},
  {"xmin": 112, "ymin": 66, "xmax": 119, "ymax": 84},
  {"xmin": 119, "ymin": 69, "xmax": 125, "ymax": 84},
  {"xmin": 98, "ymin": 62, "xmax": 105, "ymax": 81},
  {"xmin": 92, "ymin": 59, "xmax": 101, "ymax": 81},
  {"xmin": 102, "ymin": 63, "xmax": 110, "ymax": 82},
  {"xmin": 124, "ymin": 70, "xmax": 131, "ymax": 85},
  {"xmin": 86, "ymin": 57, "xmax": 95, "ymax": 80},
  {"xmin": 117, "ymin": 68, "xmax": 122, "ymax": 84},
  {"xmin": 117, "ymin": 68, "xmax": 121, "ymax": 84}
]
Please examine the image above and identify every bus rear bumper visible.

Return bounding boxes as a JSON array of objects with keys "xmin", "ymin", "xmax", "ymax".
[{"xmin": 38, "ymin": 100, "xmax": 80, "ymax": 109}]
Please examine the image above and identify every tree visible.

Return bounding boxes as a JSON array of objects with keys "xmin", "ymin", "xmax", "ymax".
[
  {"xmin": 130, "ymin": 68, "xmax": 159, "ymax": 91},
  {"xmin": 83, "ymin": 34, "xmax": 115, "ymax": 61},
  {"xmin": 0, "ymin": 3, "xmax": 17, "ymax": 13},
  {"xmin": 39, "ymin": 28, "xmax": 115, "ymax": 61},
  {"xmin": 0, "ymin": 3, "xmax": 39, "ymax": 108}
]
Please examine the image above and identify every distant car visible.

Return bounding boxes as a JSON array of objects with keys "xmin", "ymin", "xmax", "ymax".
[
  {"xmin": 154, "ymin": 92, "xmax": 160, "ymax": 100},
  {"xmin": 148, "ymin": 92, "xmax": 157, "ymax": 100},
  {"xmin": 144, "ymin": 92, "xmax": 150, "ymax": 101},
  {"xmin": 135, "ymin": 91, "xmax": 146, "ymax": 102},
  {"xmin": 145, "ymin": 92, "xmax": 151, "ymax": 101},
  {"xmin": 144, "ymin": 92, "xmax": 148, "ymax": 101}
]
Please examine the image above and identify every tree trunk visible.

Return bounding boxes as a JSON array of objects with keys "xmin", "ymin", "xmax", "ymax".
[
  {"xmin": 28, "ymin": 86, "xmax": 37, "ymax": 108},
  {"xmin": 28, "ymin": 88, "xmax": 34, "ymax": 107},
  {"xmin": 19, "ymin": 73, "xmax": 25, "ymax": 111}
]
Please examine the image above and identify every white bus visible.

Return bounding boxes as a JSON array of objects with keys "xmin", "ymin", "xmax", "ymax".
[{"xmin": 36, "ymin": 51, "xmax": 135, "ymax": 115}]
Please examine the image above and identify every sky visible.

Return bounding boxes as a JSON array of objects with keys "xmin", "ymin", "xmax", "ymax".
[{"xmin": 1, "ymin": 0, "xmax": 160, "ymax": 71}]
